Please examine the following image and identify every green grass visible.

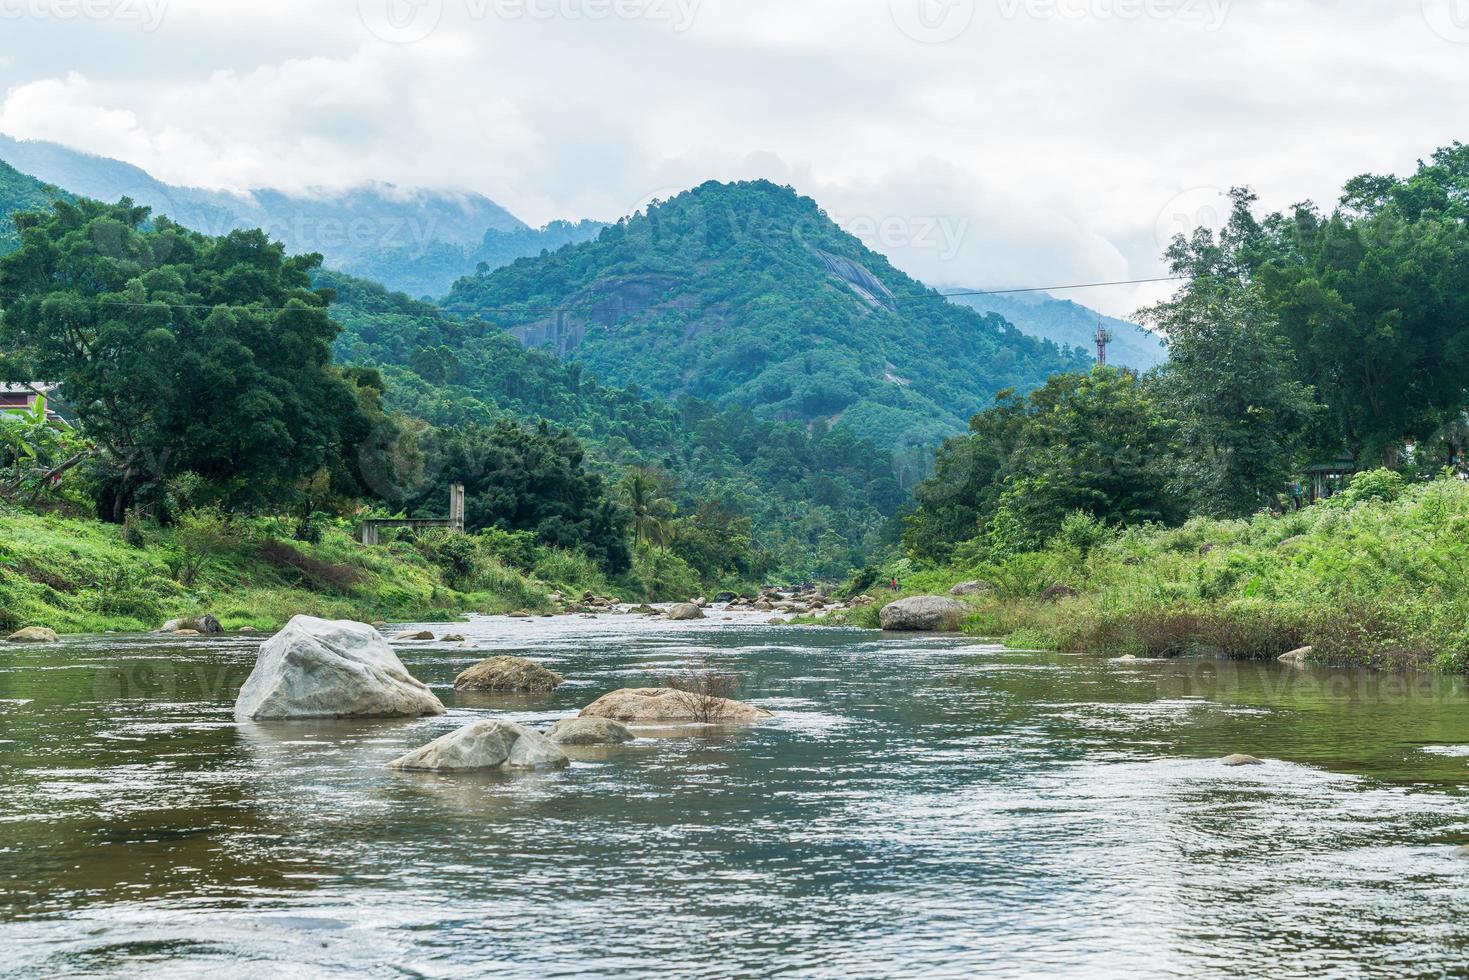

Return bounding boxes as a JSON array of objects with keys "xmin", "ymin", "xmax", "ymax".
[
  {"xmin": 829, "ymin": 473, "xmax": 1469, "ymax": 672},
  {"xmin": 0, "ymin": 507, "xmax": 563, "ymax": 635}
]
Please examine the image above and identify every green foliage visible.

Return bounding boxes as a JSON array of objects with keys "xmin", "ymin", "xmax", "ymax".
[
  {"xmin": 1139, "ymin": 279, "xmax": 1319, "ymax": 517},
  {"xmin": 408, "ymin": 419, "xmax": 632, "ymax": 574},
  {"xmin": 0, "ymin": 159, "xmax": 63, "ymax": 253},
  {"xmin": 442, "ymin": 180, "xmax": 1088, "ymax": 454},
  {"xmin": 323, "ymin": 268, "xmax": 904, "ymax": 581},
  {"xmin": 1331, "ymin": 468, "xmax": 1408, "ymax": 508},
  {"xmin": 0, "ymin": 199, "xmax": 382, "ymax": 520},
  {"xmin": 0, "ymin": 507, "xmax": 566, "ymax": 633},
  {"xmin": 624, "ymin": 543, "xmax": 702, "ymax": 603},
  {"xmin": 866, "ymin": 474, "xmax": 1469, "ymax": 671},
  {"xmin": 1153, "ymin": 153, "xmax": 1469, "ymax": 467},
  {"xmin": 907, "ymin": 368, "xmax": 1182, "ymax": 560}
]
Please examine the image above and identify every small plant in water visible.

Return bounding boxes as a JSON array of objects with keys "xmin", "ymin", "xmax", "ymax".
[{"xmin": 661, "ymin": 653, "xmax": 742, "ymax": 723}]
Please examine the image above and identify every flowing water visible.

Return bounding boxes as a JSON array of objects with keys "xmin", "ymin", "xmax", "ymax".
[{"xmin": 3, "ymin": 612, "xmax": 1469, "ymax": 978}]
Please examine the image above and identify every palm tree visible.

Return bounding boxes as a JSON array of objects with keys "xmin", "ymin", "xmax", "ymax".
[{"xmin": 619, "ymin": 467, "xmax": 676, "ymax": 549}]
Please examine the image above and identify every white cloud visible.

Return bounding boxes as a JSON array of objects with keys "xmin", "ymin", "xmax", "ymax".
[{"xmin": 0, "ymin": 0, "xmax": 1465, "ymax": 316}]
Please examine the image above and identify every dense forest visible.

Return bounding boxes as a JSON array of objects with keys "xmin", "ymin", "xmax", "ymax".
[
  {"xmin": 444, "ymin": 180, "xmax": 1092, "ymax": 457},
  {"xmin": 324, "ymin": 271, "xmax": 905, "ymax": 580},
  {"xmin": 0, "ymin": 160, "xmax": 61, "ymax": 251}
]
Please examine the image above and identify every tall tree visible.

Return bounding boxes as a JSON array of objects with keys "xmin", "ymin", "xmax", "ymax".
[
  {"xmin": 1138, "ymin": 281, "xmax": 1318, "ymax": 518},
  {"xmin": 411, "ymin": 419, "xmax": 632, "ymax": 573},
  {"xmin": 0, "ymin": 199, "xmax": 375, "ymax": 519}
]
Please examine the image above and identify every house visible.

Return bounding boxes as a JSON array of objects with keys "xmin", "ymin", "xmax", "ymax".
[{"xmin": 0, "ymin": 383, "xmax": 67, "ymax": 426}]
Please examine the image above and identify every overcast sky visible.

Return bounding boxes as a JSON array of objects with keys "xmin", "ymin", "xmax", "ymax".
[{"xmin": 1, "ymin": 0, "xmax": 1466, "ymax": 315}]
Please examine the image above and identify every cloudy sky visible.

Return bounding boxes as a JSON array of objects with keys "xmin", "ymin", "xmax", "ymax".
[{"xmin": 1, "ymin": 0, "xmax": 1466, "ymax": 315}]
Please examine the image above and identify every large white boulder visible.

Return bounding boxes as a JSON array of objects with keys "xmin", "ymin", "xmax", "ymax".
[
  {"xmin": 388, "ymin": 720, "xmax": 569, "ymax": 772},
  {"xmin": 234, "ymin": 616, "xmax": 446, "ymax": 721},
  {"xmin": 879, "ymin": 596, "xmax": 967, "ymax": 632}
]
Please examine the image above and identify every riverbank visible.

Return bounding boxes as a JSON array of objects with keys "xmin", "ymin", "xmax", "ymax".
[
  {"xmin": 828, "ymin": 472, "xmax": 1469, "ymax": 673},
  {"xmin": 0, "ymin": 507, "xmax": 568, "ymax": 635}
]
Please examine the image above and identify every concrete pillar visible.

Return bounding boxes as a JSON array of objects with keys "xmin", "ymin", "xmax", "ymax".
[{"xmin": 449, "ymin": 484, "xmax": 466, "ymax": 535}]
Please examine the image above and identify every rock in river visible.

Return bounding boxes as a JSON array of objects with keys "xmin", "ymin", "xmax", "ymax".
[
  {"xmin": 1222, "ymin": 754, "xmax": 1265, "ymax": 767},
  {"xmin": 666, "ymin": 603, "xmax": 706, "ymax": 622},
  {"xmin": 454, "ymin": 655, "xmax": 565, "ymax": 693},
  {"xmin": 879, "ymin": 596, "xmax": 967, "ymax": 632},
  {"xmin": 5, "ymin": 627, "xmax": 58, "ymax": 644},
  {"xmin": 234, "ymin": 616, "xmax": 446, "ymax": 721},
  {"xmin": 391, "ymin": 630, "xmax": 436, "ymax": 642},
  {"xmin": 544, "ymin": 717, "xmax": 636, "ymax": 746},
  {"xmin": 580, "ymin": 687, "xmax": 772, "ymax": 724},
  {"xmin": 388, "ymin": 720, "xmax": 569, "ymax": 773}
]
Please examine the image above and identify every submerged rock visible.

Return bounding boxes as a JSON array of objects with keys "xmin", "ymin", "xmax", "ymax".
[
  {"xmin": 158, "ymin": 614, "xmax": 223, "ymax": 635},
  {"xmin": 388, "ymin": 720, "xmax": 569, "ymax": 773},
  {"xmin": 5, "ymin": 627, "xmax": 59, "ymax": 644},
  {"xmin": 454, "ymin": 655, "xmax": 565, "ymax": 693},
  {"xmin": 544, "ymin": 717, "xmax": 636, "ymax": 746},
  {"xmin": 580, "ymin": 687, "xmax": 772, "ymax": 724},
  {"xmin": 879, "ymin": 596, "xmax": 967, "ymax": 632},
  {"xmin": 441, "ymin": 634, "xmax": 468, "ymax": 643},
  {"xmin": 666, "ymin": 603, "xmax": 706, "ymax": 622},
  {"xmin": 1222, "ymin": 754, "xmax": 1265, "ymax": 767},
  {"xmin": 234, "ymin": 616, "xmax": 445, "ymax": 721}
]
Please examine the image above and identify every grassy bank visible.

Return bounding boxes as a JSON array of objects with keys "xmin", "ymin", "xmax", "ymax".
[
  {"xmin": 0, "ymin": 507, "xmax": 583, "ymax": 635},
  {"xmin": 833, "ymin": 472, "xmax": 1469, "ymax": 673}
]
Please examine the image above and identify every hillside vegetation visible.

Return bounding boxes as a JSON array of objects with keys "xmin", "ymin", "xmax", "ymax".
[
  {"xmin": 865, "ymin": 141, "xmax": 1469, "ymax": 673},
  {"xmin": 445, "ymin": 180, "xmax": 1090, "ymax": 455},
  {"xmin": 0, "ymin": 160, "xmax": 61, "ymax": 252},
  {"xmin": 325, "ymin": 270, "xmax": 905, "ymax": 580},
  {"xmin": 841, "ymin": 472, "xmax": 1469, "ymax": 672}
]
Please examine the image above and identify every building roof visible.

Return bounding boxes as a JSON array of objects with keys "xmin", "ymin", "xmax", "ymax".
[{"xmin": 0, "ymin": 382, "xmax": 61, "ymax": 396}]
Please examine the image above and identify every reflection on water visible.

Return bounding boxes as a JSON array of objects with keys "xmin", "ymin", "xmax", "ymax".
[{"xmin": 3, "ymin": 614, "xmax": 1469, "ymax": 977}]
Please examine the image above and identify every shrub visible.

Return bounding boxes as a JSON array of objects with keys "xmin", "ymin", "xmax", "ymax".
[{"xmin": 258, "ymin": 539, "xmax": 365, "ymax": 592}]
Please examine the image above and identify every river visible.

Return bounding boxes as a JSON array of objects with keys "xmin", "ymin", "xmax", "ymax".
[{"xmin": 3, "ymin": 612, "xmax": 1469, "ymax": 977}]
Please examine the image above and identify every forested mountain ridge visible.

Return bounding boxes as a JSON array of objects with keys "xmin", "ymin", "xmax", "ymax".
[
  {"xmin": 944, "ymin": 289, "xmax": 1166, "ymax": 370},
  {"xmin": 0, "ymin": 159, "xmax": 64, "ymax": 251},
  {"xmin": 0, "ymin": 135, "xmax": 602, "ymax": 297},
  {"xmin": 443, "ymin": 180, "xmax": 1092, "ymax": 455},
  {"xmin": 323, "ymin": 270, "xmax": 906, "ymax": 579}
]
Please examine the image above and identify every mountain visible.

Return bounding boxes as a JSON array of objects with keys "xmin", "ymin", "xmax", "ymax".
[
  {"xmin": 944, "ymin": 288, "xmax": 1166, "ymax": 370},
  {"xmin": 322, "ymin": 270, "xmax": 905, "ymax": 579},
  {"xmin": 0, "ymin": 158, "xmax": 64, "ymax": 250},
  {"xmin": 443, "ymin": 180, "xmax": 1092, "ymax": 456},
  {"xmin": 344, "ymin": 219, "xmax": 609, "ymax": 300},
  {"xmin": 0, "ymin": 134, "xmax": 602, "ymax": 296}
]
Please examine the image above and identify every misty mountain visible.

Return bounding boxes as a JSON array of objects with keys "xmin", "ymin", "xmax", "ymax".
[{"xmin": 943, "ymin": 288, "xmax": 1166, "ymax": 370}]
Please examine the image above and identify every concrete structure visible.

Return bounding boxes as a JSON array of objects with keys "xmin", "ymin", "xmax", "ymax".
[{"xmin": 358, "ymin": 484, "xmax": 466, "ymax": 545}]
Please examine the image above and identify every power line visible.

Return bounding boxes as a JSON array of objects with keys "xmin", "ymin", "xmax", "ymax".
[
  {"xmin": 940, "ymin": 276, "xmax": 1188, "ymax": 299},
  {"xmin": 65, "ymin": 273, "xmax": 1189, "ymax": 316}
]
